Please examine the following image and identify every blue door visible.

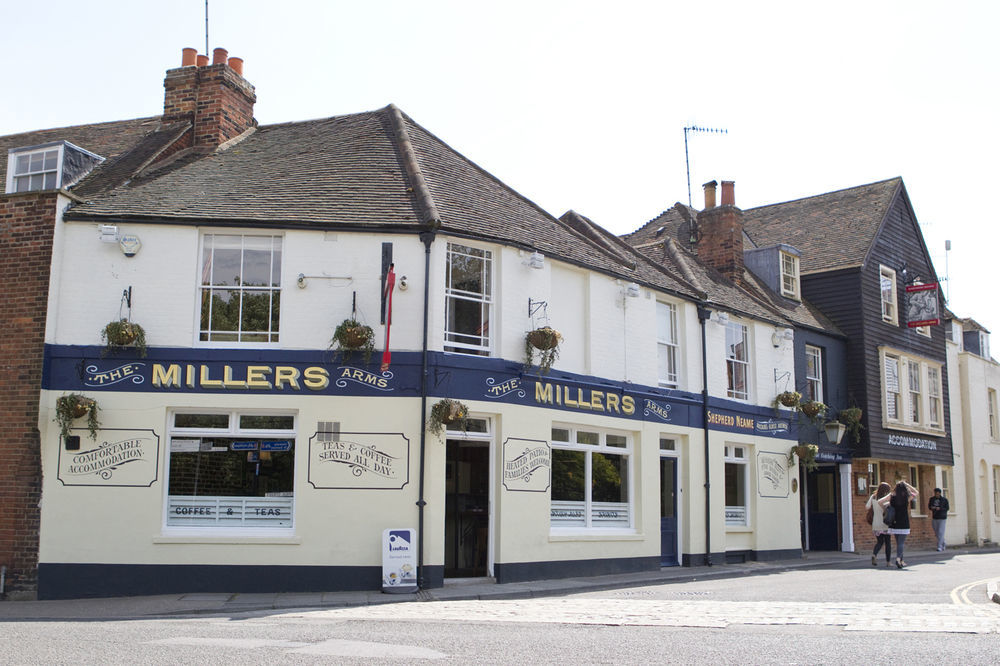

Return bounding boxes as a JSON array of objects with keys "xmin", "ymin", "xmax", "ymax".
[{"xmin": 660, "ymin": 456, "xmax": 679, "ymax": 566}]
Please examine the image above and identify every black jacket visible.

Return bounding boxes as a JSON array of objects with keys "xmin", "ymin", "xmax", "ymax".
[{"xmin": 929, "ymin": 496, "xmax": 949, "ymax": 520}]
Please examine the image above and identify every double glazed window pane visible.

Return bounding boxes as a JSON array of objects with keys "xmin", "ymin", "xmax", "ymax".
[{"xmin": 445, "ymin": 244, "xmax": 492, "ymax": 354}]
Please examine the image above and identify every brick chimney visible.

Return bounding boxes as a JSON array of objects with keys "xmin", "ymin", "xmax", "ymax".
[
  {"xmin": 163, "ymin": 47, "xmax": 256, "ymax": 149},
  {"xmin": 696, "ymin": 179, "xmax": 744, "ymax": 283}
]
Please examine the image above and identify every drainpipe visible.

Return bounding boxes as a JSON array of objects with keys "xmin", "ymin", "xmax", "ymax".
[
  {"xmin": 416, "ymin": 230, "xmax": 435, "ymax": 589},
  {"xmin": 697, "ymin": 304, "xmax": 713, "ymax": 566}
]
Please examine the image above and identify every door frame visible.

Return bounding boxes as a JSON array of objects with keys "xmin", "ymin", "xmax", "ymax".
[
  {"xmin": 659, "ymin": 443, "xmax": 681, "ymax": 567},
  {"xmin": 444, "ymin": 415, "xmax": 494, "ymax": 577}
]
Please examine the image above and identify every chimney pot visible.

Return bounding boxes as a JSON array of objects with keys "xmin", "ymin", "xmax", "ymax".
[
  {"xmin": 721, "ymin": 180, "xmax": 735, "ymax": 206},
  {"xmin": 196, "ymin": 54, "xmax": 209, "ymax": 67},
  {"xmin": 212, "ymin": 47, "xmax": 228, "ymax": 65},
  {"xmin": 703, "ymin": 180, "xmax": 718, "ymax": 210},
  {"xmin": 227, "ymin": 57, "xmax": 244, "ymax": 76},
  {"xmin": 181, "ymin": 47, "xmax": 197, "ymax": 67}
]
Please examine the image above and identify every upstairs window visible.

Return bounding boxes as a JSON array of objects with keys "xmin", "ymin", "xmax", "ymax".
[
  {"xmin": 804, "ymin": 345, "xmax": 823, "ymax": 402},
  {"xmin": 9, "ymin": 147, "xmax": 59, "ymax": 192},
  {"xmin": 725, "ymin": 321, "xmax": 749, "ymax": 401},
  {"xmin": 980, "ymin": 332, "xmax": 991, "ymax": 359},
  {"xmin": 780, "ymin": 251, "xmax": 800, "ymax": 299},
  {"xmin": 989, "ymin": 389, "xmax": 998, "ymax": 441},
  {"xmin": 880, "ymin": 347, "xmax": 944, "ymax": 433},
  {"xmin": 880, "ymin": 265, "xmax": 898, "ymax": 325},
  {"xmin": 445, "ymin": 243, "xmax": 492, "ymax": 355},
  {"xmin": 200, "ymin": 234, "xmax": 282, "ymax": 343},
  {"xmin": 657, "ymin": 301, "xmax": 679, "ymax": 388}
]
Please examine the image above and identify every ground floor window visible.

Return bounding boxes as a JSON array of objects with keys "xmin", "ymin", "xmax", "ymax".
[
  {"xmin": 724, "ymin": 445, "xmax": 748, "ymax": 526},
  {"xmin": 993, "ymin": 466, "xmax": 1000, "ymax": 516},
  {"xmin": 166, "ymin": 410, "xmax": 296, "ymax": 529},
  {"xmin": 550, "ymin": 425, "xmax": 631, "ymax": 529}
]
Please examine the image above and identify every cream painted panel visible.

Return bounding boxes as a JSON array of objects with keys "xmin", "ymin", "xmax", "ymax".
[{"xmin": 548, "ymin": 263, "xmax": 586, "ymax": 374}]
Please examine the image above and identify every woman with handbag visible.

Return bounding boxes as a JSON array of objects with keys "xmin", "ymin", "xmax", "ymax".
[
  {"xmin": 865, "ymin": 482, "xmax": 893, "ymax": 567},
  {"xmin": 879, "ymin": 480, "xmax": 919, "ymax": 568}
]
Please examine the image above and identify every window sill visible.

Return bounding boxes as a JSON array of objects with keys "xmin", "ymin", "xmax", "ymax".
[
  {"xmin": 725, "ymin": 525, "xmax": 753, "ymax": 533},
  {"xmin": 549, "ymin": 531, "xmax": 641, "ymax": 542},
  {"xmin": 154, "ymin": 534, "xmax": 301, "ymax": 545},
  {"xmin": 881, "ymin": 422, "xmax": 946, "ymax": 437}
]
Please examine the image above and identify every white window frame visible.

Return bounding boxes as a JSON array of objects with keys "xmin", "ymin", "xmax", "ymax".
[
  {"xmin": 988, "ymin": 389, "xmax": 998, "ymax": 441},
  {"xmin": 550, "ymin": 424, "xmax": 633, "ymax": 532},
  {"xmin": 164, "ymin": 409, "xmax": 297, "ymax": 535},
  {"xmin": 725, "ymin": 321, "xmax": 750, "ymax": 401},
  {"xmin": 940, "ymin": 468, "xmax": 952, "ymax": 512},
  {"xmin": 880, "ymin": 265, "xmax": 898, "ymax": 325},
  {"xmin": 879, "ymin": 347, "xmax": 944, "ymax": 434},
  {"xmin": 780, "ymin": 251, "xmax": 800, "ymax": 299},
  {"xmin": 867, "ymin": 462, "xmax": 881, "ymax": 491},
  {"xmin": 444, "ymin": 242, "xmax": 493, "ymax": 356},
  {"xmin": 724, "ymin": 445, "xmax": 749, "ymax": 527},
  {"xmin": 909, "ymin": 465, "xmax": 921, "ymax": 513},
  {"xmin": 927, "ymin": 366, "xmax": 941, "ymax": 428},
  {"xmin": 980, "ymin": 332, "xmax": 991, "ymax": 359},
  {"xmin": 657, "ymin": 301, "xmax": 680, "ymax": 389},
  {"xmin": 198, "ymin": 233, "xmax": 283, "ymax": 345},
  {"xmin": 805, "ymin": 344, "xmax": 824, "ymax": 403},
  {"xmin": 6, "ymin": 144, "xmax": 63, "ymax": 193},
  {"xmin": 993, "ymin": 466, "xmax": 1000, "ymax": 516}
]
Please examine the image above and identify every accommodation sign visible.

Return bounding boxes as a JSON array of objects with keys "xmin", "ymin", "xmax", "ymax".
[
  {"xmin": 57, "ymin": 429, "xmax": 160, "ymax": 487},
  {"xmin": 502, "ymin": 438, "xmax": 550, "ymax": 492},
  {"xmin": 308, "ymin": 432, "xmax": 410, "ymax": 489},
  {"xmin": 756, "ymin": 451, "xmax": 789, "ymax": 498}
]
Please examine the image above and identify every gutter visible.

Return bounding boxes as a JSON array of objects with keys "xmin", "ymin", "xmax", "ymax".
[{"xmin": 697, "ymin": 303, "xmax": 713, "ymax": 566}]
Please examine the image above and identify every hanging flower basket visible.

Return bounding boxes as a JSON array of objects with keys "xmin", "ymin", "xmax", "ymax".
[
  {"xmin": 788, "ymin": 443, "xmax": 819, "ymax": 472},
  {"xmin": 799, "ymin": 400, "xmax": 827, "ymax": 420},
  {"xmin": 838, "ymin": 406, "xmax": 864, "ymax": 444},
  {"xmin": 524, "ymin": 327, "xmax": 563, "ymax": 374},
  {"xmin": 331, "ymin": 318, "xmax": 375, "ymax": 365},
  {"xmin": 774, "ymin": 391, "xmax": 802, "ymax": 409},
  {"xmin": 101, "ymin": 319, "xmax": 147, "ymax": 357},
  {"xmin": 428, "ymin": 398, "xmax": 469, "ymax": 436},
  {"xmin": 55, "ymin": 393, "xmax": 101, "ymax": 441}
]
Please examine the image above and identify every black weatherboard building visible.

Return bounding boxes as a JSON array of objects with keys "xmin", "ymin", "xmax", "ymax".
[{"xmin": 742, "ymin": 177, "xmax": 951, "ymax": 551}]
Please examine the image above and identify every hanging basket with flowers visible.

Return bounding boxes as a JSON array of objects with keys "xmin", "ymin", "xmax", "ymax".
[
  {"xmin": 331, "ymin": 318, "xmax": 375, "ymax": 365},
  {"xmin": 524, "ymin": 326, "xmax": 563, "ymax": 374},
  {"xmin": 428, "ymin": 398, "xmax": 469, "ymax": 436},
  {"xmin": 838, "ymin": 406, "xmax": 864, "ymax": 444},
  {"xmin": 55, "ymin": 393, "xmax": 101, "ymax": 441},
  {"xmin": 773, "ymin": 390, "xmax": 802, "ymax": 410},
  {"xmin": 788, "ymin": 443, "xmax": 819, "ymax": 472},
  {"xmin": 101, "ymin": 319, "xmax": 147, "ymax": 357},
  {"xmin": 799, "ymin": 399, "xmax": 827, "ymax": 421}
]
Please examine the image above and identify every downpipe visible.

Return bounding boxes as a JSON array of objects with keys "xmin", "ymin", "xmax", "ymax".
[
  {"xmin": 416, "ymin": 230, "xmax": 435, "ymax": 588},
  {"xmin": 697, "ymin": 304, "xmax": 713, "ymax": 566}
]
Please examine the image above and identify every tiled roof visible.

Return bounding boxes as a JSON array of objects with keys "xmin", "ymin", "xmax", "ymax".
[
  {"xmin": 0, "ymin": 117, "xmax": 163, "ymax": 192},
  {"xmin": 741, "ymin": 178, "xmax": 902, "ymax": 274}
]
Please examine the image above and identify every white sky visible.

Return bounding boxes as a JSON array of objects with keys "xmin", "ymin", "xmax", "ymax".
[{"xmin": 5, "ymin": 1, "xmax": 997, "ymax": 334}]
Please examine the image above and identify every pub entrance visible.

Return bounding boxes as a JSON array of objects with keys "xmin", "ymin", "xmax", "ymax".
[{"xmin": 444, "ymin": 429, "xmax": 491, "ymax": 578}]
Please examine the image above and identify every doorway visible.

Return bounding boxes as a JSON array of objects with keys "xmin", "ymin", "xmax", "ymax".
[
  {"xmin": 804, "ymin": 465, "xmax": 839, "ymax": 550},
  {"xmin": 659, "ymin": 455, "xmax": 679, "ymax": 566},
  {"xmin": 444, "ymin": 438, "xmax": 490, "ymax": 577}
]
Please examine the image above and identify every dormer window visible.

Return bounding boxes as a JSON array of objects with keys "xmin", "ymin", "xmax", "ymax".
[
  {"xmin": 5, "ymin": 141, "xmax": 104, "ymax": 194},
  {"xmin": 780, "ymin": 250, "xmax": 800, "ymax": 299}
]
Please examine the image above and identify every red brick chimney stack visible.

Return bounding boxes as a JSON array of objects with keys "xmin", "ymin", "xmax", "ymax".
[
  {"xmin": 696, "ymin": 179, "xmax": 745, "ymax": 284},
  {"xmin": 162, "ymin": 47, "xmax": 256, "ymax": 149}
]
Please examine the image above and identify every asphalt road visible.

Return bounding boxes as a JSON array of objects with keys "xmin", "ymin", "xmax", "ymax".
[{"xmin": 1, "ymin": 553, "xmax": 997, "ymax": 664}]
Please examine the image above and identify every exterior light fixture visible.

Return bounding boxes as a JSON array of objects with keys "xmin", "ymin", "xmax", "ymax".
[
  {"xmin": 824, "ymin": 421, "xmax": 847, "ymax": 445},
  {"xmin": 98, "ymin": 224, "xmax": 119, "ymax": 243},
  {"xmin": 526, "ymin": 251, "xmax": 545, "ymax": 269},
  {"xmin": 624, "ymin": 282, "xmax": 641, "ymax": 298},
  {"xmin": 715, "ymin": 311, "xmax": 730, "ymax": 326}
]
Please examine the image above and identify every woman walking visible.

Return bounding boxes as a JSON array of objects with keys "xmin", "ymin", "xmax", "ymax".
[
  {"xmin": 879, "ymin": 480, "xmax": 919, "ymax": 568},
  {"xmin": 866, "ymin": 482, "xmax": 893, "ymax": 566}
]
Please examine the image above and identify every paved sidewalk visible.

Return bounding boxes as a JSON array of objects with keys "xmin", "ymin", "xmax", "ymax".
[{"xmin": 0, "ymin": 546, "xmax": 993, "ymax": 620}]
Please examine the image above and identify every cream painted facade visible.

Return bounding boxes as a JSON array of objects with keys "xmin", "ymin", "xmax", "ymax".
[
  {"xmin": 949, "ymin": 321, "xmax": 1000, "ymax": 545},
  {"xmin": 37, "ymin": 211, "xmax": 806, "ymax": 598}
]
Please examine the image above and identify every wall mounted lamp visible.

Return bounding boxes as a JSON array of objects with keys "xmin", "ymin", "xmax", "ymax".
[
  {"xmin": 824, "ymin": 420, "xmax": 847, "ymax": 445},
  {"xmin": 715, "ymin": 311, "xmax": 730, "ymax": 326},
  {"xmin": 525, "ymin": 251, "xmax": 545, "ymax": 269},
  {"xmin": 98, "ymin": 224, "xmax": 119, "ymax": 243},
  {"xmin": 624, "ymin": 282, "xmax": 641, "ymax": 298},
  {"xmin": 772, "ymin": 327, "xmax": 794, "ymax": 347}
]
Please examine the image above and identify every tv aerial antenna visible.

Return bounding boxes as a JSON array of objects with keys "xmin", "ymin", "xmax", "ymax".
[
  {"xmin": 205, "ymin": 1, "xmax": 210, "ymax": 56},
  {"xmin": 684, "ymin": 125, "xmax": 727, "ymax": 206}
]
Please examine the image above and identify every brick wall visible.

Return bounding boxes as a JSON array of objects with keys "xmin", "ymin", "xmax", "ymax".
[
  {"xmin": 0, "ymin": 191, "xmax": 58, "ymax": 597},
  {"xmin": 852, "ymin": 459, "xmax": 937, "ymax": 554},
  {"xmin": 696, "ymin": 204, "xmax": 744, "ymax": 284},
  {"xmin": 162, "ymin": 63, "xmax": 256, "ymax": 149}
]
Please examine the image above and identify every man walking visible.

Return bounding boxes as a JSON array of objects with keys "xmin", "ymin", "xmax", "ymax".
[{"xmin": 928, "ymin": 488, "xmax": 949, "ymax": 552}]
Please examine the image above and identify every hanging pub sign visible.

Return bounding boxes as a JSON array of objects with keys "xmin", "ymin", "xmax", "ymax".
[{"xmin": 905, "ymin": 282, "xmax": 940, "ymax": 328}]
